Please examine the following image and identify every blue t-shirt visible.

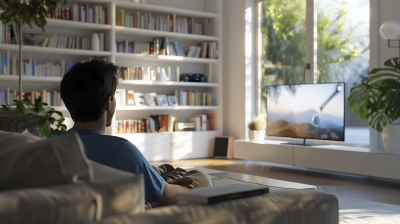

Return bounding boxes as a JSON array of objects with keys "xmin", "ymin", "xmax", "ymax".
[{"xmin": 52, "ymin": 128, "xmax": 164, "ymax": 202}]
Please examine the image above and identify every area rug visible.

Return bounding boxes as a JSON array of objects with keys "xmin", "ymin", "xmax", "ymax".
[{"xmin": 338, "ymin": 196, "xmax": 400, "ymax": 224}]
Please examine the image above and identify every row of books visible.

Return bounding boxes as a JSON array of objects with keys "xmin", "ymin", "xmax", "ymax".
[
  {"xmin": 116, "ymin": 115, "xmax": 174, "ymax": 134},
  {"xmin": 117, "ymin": 67, "xmax": 145, "ymax": 80},
  {"xmin": 116, "ymin": 37, "xmax": 217, "ymax": 59},
  {"xmin": 40, "ymin": 33, "xmax": 108, "ymax": 51},
  {"xmin": 47, "ymin": 4, "xmax": 109, "ymax": 24},
  {"xmin": 116, "ymin": 10, "xmax": 213, "ymax": 36},
  {"xmin": 22, "ymin": 59, "xmax": 74, "ymax": 77},
  {"xmin": 115, "ymin": 113, "xmax": 215, "ymax": 134},
  {"xmin": 172, "ymin": 90, "xmax": 215, "ymax": 106},
  {"xmin": 0, "ymin": 87, "xmax": 64, "ymax": 107}
]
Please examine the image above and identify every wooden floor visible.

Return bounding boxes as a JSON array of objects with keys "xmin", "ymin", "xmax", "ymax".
[{"xmin": 150, "ymin": 158, "xmax": 400, "ymax": 206}]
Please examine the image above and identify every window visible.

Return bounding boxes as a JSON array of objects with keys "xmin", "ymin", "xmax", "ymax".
[{"xmin": 259, "ymin": 0, "xmax": 370, "ymax": 145}]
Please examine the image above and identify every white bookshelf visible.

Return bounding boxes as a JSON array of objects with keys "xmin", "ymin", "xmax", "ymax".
[{"xmin": 0, "ymin": 0, "xmax": 223, "ymax": 161}]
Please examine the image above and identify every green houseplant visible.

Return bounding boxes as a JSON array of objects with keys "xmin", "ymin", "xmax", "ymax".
[
  {"xmin": 0, "ymin": 0, "xmax": 66, "ymax": 100},
  {"xmin": 0, "ymin": 0, "xmax": 67, "ymax": 137},
  {"xmin": 349, "ymin": 57, "xmax": 400, "ymax": 154},
  {"xmin": 248, "ymin": 112, "xmax": 267, "ymax": 141}
]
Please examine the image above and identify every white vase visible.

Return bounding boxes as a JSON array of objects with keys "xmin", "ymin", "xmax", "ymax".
[
  {"xmin": 382, "ymin": 124, "xmax": 400, "ymax": 155},
  {"xmin": 248, "ymin": 130, "xmax": 265, "ymax": 142},
  {"xmin": 160, "ymin": 68, "xmax": 167, "ymax": 81},
  {"xmin": 91, "ymin": 33, "xmax": 100, "ymax": 51}
]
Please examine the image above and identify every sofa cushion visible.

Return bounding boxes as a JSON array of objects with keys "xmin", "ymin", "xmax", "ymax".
[
  {"xmin": 0, "ymin": 131, "xmax": 93, "ymax": 191},
  {"xmin": 88, "ymin": 161, "xmax": 145, "ymax": 217},
  {"xmin": 91, "ymin": 190, "xmax": 338, "ymax": 224},
  {"xmin": 0, "ymin": 184, "xmax": 102, "ymax": 224}
]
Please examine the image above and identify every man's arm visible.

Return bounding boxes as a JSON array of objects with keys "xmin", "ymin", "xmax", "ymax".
[{"xmin": 157, "ymin": 182, "xmax": 189, "ymax": 206}]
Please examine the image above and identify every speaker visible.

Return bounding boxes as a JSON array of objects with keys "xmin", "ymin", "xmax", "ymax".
[{"xmin": 213, "ymin": 136, "xmax": 234, "ymax": 159}]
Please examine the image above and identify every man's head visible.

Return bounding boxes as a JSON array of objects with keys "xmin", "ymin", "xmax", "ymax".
[{"xmin": 60, "ymin": 59, "xmax": 118, "ymax": 126}]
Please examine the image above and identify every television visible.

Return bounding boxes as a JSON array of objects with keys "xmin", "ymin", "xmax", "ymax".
[{"xmin": 267, "ymin": 83, "xmax": 345, "ymax": 145}]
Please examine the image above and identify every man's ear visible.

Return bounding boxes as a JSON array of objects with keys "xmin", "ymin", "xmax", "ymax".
[{"xmin": 103, "ymin": 96, "xmax": 111, "ymax": 112}]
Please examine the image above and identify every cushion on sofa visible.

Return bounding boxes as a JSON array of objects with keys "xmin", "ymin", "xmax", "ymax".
[
  {"xmin": 91, "ymin": 190, "xmax": 338, "ymax": 224},
  {"xmin": 0, "ymin": 131, "xmax": 93, "ymax": 191},
  {"xmin": 88, "ymin": 161, "xmax": 145, "ymax": 217},
  {"xmin": 0, "ymin": 184, "xmax": 102, "ymax": 224}
]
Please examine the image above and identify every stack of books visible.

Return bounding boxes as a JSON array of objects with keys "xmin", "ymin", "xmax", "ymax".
[
  {"xmin": 172, "ymin": 90, "xmax": 215, "ymax": 106},
  {"xmin": 47, "ymin": 3, "xmax": 109, "ymax": 24},
  {"xmin": 116, "ymin": 10, "xmax": 213, "ymax": 36},
  {"xmin": 0, "ymin": 87, "xmax": 64, "ymax": 107},
  {"xmin": 190, "ymin": 114, "xmax": 215, "ymax": 131}
]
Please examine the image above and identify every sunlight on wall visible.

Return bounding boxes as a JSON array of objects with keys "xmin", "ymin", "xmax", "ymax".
[
  {"xmin": 245, "ymin": 5, "xmax": 255, "ymax": 139},
  {"xmin": 172, "ymin": 132, "xmax": 193, "ymax": 160}
]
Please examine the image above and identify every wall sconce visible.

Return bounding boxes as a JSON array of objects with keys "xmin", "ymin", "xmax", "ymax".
[{"xmin": 380, "ymin": 20, "xmax": 400, "ymax": 58}]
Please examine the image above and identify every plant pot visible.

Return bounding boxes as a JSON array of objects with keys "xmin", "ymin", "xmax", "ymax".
[
  {"xmin": 0, "ymin": 109, "xmax": 40, "ymax": 137},
  {"xmin": 248, "ymin": 130, "xmax": 265, "ymax": 142},
  {"xmin": 382, "ymin": 124, "xmax": 400, "ymax": 155}
]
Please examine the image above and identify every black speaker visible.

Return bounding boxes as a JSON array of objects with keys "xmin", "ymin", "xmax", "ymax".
[{"xmin": 213, "ymin": 136, "xmax": 234, "ymax": 159}]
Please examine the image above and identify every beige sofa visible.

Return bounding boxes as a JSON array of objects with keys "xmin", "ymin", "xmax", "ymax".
[{"xmin": 0, "ymin": 131, "xmax": 339, "ymax": 224}]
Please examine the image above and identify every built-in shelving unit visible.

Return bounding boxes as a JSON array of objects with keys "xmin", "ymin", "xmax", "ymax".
[{"xmin": 0, "ymin": 0, "xmax": 223, "ymax": 161}]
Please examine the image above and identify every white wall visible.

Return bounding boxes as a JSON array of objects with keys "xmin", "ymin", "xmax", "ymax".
[{"xmin": 223, "ymin": 0, "xmax": 246, "ymax": 139}]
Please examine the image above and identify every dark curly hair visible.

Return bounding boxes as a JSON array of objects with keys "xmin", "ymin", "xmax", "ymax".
[{"xmin": 60, "ymin": 59, "xmax": 118, "ymax": 122}]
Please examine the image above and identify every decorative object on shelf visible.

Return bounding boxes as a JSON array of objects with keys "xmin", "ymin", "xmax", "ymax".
[
  {"xmin": 180, "ymin": 73, "xmax": 207, "ymax": 82},
  {"xmin": 213, "ymin": 137, "xmax": 234, "ymax": 159},
  {"xmin": 91, "ymin": 33, "xmax": 100, "ymax": 51},
  {"xmin": 382, "ymin": 124, "xmax": 400, "ymax": 155},
  {"xmin": 167, "ymin": 96, "xmax": 178, "ymax": 106},
  {"xmin": 159, "ymin": 68, "xmax": 168, "ymax": 81},
  {"xmin": 127, "ymin": 90, "xmax": 135, "ymax": 105},
  {"xmin": 0, "ymin": 95, "xmax": 66, "ymax": 138},
  {"xmin": 248, "ymin": 112, "xmax": 266, "ymax": 142},
  {"xmin": 144, "ymin": 93, "xmax": 157, "ymax": 106},
  {"xmin": 157, "ymin": 95, "xmax": 168, "ymax": 106},
  {"xmin": 380, "ymin": 20, "xmax": 400, "ymax": 61},
  {"xmin": 148, "ymin": 66, "xmax": 160, "ymax": 81},
  {"xmin": 133, "ymin": 93, "xmax": 145, "ymax": 106},
  {"xmin": 0, "ymin": 0, "xmax": 67, "ymax": 100},
  {"xmin": 168, "ymin": 66, "xmax": 179, "ymax": 81},
  {"xmin": 23, "ymin": 34, "xmax": 45, "ymax": 46}
]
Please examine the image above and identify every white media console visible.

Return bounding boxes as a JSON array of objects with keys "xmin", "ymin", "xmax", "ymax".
[{"xmin": 234, "ymin": 139, "xmax": 400, "ymax": 180}]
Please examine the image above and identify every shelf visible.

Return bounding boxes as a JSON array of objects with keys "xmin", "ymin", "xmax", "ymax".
[
  {"xmin": 116, "ymin": 106, "xmax": 218, "ymax": 110},
  {"xmin": 115, "ymin": 130, "xmax": 217, "ymax": 135},
  {"xmin": 115, "ymin": 52, "xmax": 218, "ymax": 63},
  {"xmin": 0, "ymin": 75, "xmax": 62, "ymax": 82},
  {"xmin": 46, "ymin": 19, "xmax": 112, "ymax": 30},
  {"xmin": 118, "ymin": 80, "xmax": 218, "ymax": 87},
  {"xmin": 114, "ymin": 1, "xmax": 219, "ymax": 19},
  {"xmin": 115, "ymin": 26, "xmax": 219, "ymax": 41},
  {"xmin": 0, "ymin": 44, "xmax": 112, "ymax": 57}
]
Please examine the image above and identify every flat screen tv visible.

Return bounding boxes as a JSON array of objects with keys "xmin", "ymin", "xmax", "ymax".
[{"xmin": 267, "ymin": 83, "xmax": 345, "ymax": 144}]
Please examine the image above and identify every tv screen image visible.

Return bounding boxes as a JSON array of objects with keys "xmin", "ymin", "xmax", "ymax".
[{"xmin": 267, "ymin": 83, "xmax": 344, "ymax": 141}]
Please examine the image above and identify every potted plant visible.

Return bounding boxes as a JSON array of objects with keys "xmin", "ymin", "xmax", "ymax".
[
  {"xmin": 248, "ymin": 112, "xmax": 267, "ymax": 141},
  {"xmin": 349, "ymin": 57, "xmax": 400, "ymax": 154},
  {"xmin": 0, "ymin": 0, "xmax": 66, "ymax": 100},
  {"xmin": 0, "ymin": 95, "xmax": 66, "ymax": 138}
]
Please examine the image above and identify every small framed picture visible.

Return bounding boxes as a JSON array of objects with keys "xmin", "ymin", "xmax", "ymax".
[
  {"xmin": 168, "ymin": 66, "xmax": 179, "ymax": 81},
  {"xmin": 133, "ymin": 93, "xmax": 145, "ymax": 106},
  {"xmin": 157, "ymin": 95, "xmax": 168, "ymax": 106},
  {"xmin": 145, "ymin": 93, "xmax": 157, "ymax": 106},
  {"xmin": 167, "ymin": 96, "xmax": 178, "ymax": 106},
  {"xmin": 148, "ymin": 66, "xmax": 160, "ymax": 81}
]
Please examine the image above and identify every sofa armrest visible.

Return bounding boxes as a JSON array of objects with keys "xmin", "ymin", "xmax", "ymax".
[
  {"xmin": 91, "ymin": 190, "xmax": 338, "ymax": 224},
  {"xmin": 0, "ymin": 184, "xmax": 102, "ymax": 224},
  {"xmin": 87, "ymin": 161, "xmax": 144, "ymax": 218}
]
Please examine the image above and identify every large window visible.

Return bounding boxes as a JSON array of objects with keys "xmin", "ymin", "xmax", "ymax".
[{"xmin": 259, "ymin": 0, "xmax": 370, "ymax": 144}]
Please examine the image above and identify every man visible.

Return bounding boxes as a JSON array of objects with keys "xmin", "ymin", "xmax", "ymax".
[{"xmin": 52, "ymin": 59, "xmax": 193, "ymax": 206}]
